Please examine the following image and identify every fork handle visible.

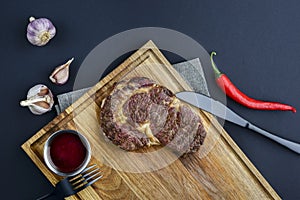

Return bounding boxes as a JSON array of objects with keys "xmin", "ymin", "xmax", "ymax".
[{"xmin": 36, "ymin": 192, "xmax": 54, "ymax": 200}]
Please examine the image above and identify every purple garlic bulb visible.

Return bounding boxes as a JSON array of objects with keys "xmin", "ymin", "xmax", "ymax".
[{"xmin": 26, "ymin": 16, "xmax": 56, "ymax": 46}]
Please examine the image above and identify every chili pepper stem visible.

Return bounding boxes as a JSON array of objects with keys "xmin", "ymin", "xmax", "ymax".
[{"xmin": 210, "ymin": 52, "xmax": 222, "ymax": 78}]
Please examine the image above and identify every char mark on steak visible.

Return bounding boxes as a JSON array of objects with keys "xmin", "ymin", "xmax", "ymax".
[{"xmin": 100, "ymin": 77, "xmax": 207, "ymax": 155}]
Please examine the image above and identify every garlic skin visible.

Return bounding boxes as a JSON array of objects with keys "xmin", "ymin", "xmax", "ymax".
[
  {"xmin": 20, "ymin": 84, "xmax": 54, "ymax": 115},
  {"xmin": 49, "ymin": 58, "xmax": 73, "ymax": 85},
  {"xmin": 27, "ymin": 16, "xmax": 56, "ymax": 46}
]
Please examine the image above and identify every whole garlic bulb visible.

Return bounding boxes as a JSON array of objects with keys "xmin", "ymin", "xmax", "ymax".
[
  {"xmin": 26, "ymin": 16, "xmax": 56, "ymax": 46},
  {"xmin": 20, "ymin": 84, "xmax": 54, "ymax": 115}
]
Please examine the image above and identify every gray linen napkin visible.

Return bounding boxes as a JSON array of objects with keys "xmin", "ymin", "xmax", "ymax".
[{"xmin": 55, "ymin": 58, "xmax": 209, "ymax": 114}]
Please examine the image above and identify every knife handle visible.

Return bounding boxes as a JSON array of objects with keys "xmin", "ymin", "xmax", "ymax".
[{"xmin": 248, "ymin": 123, "xmax": 300, "ymax": 154}]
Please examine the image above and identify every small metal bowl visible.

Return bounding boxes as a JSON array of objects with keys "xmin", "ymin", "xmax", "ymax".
[{"xmin": 43, "ymin": 129, "xmax": 91, "ymax": 177}]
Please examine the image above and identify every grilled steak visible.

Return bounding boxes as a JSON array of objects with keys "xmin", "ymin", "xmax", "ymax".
[{"xmin": 100, "ymin": 77, "xmax": 206, "ymax": 155}]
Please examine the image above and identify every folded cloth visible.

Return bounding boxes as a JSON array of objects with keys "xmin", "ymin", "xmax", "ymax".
[
  {"xmin": 55, "ymin": 87, "xmax": 91, "ymax": 114},
  {"xmin": 55, "ymin": 58, "xmax": 209, "ymax": 114}
]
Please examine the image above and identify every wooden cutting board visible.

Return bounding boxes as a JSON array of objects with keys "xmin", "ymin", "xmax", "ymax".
[{"xmin": 22, "ymin": 40, "xmax": 280, "ymax": 200}]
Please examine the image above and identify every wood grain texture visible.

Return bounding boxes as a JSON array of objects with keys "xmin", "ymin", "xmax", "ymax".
[{"xmin": 22, "ymin": 40, "xmax": 280, "ymax": 200}]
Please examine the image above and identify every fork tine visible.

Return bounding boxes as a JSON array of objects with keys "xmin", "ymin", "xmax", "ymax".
[
  {"xmin": 81, "ymin": 164, "xmax": 97, "ymax": 174},
  {"xmin": 70, "ymin": 164, "xmax": 97, "ymax": 179},
  {"xmin": 71, "ymin": 169, "xmax": 101, "ymax": 188},
  {"xmin": 74, "ymin": 173, "xmax": 103, "ymax": 192},
  {"xmin": 82, "ymin": 168, "xmax": 100, "ymax": 179},
  {"xmin": 69, "ymin": 164, "xmax": 99, "ymax": 184},
  {"xmin": 73, "ymin": 164, "xmax": 97, "ymax": 178},
  {"xmin": 72, "ymin": 165, "xmax": 103, "ymax": 192},
  {"xmin": 85, "ymin": 171, "xmax": 102, "ymax": 182},
  {"xmin": 68, "ymin": 175, "xmax": 84, "ymax": 185},
  {"xmin": 70, "ymin": 164, "xmax": 102, "ymax": 190},
  {"xmin": 84, "ymin": 174, "xmax": 103, "ymax": 186}
]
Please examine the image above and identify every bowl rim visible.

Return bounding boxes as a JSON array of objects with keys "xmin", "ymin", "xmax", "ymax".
[{"xmin": 43, "ymin": 129, "xmax": 91, "ymax": 177}]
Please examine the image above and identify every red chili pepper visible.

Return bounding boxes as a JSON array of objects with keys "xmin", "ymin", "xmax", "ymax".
[{"xmin": 210, "ymin": 52, "xmax": 296, "ymax": 113}]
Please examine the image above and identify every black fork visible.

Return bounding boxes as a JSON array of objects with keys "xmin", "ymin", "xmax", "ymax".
[{"xmin": 36, "ymin": 164, "xmax": 102, "ymax": 200}]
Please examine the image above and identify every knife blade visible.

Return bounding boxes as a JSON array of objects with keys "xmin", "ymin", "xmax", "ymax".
[{"xmin": 176, "ymin": 91, "xmax": 300, "ymax": 154}]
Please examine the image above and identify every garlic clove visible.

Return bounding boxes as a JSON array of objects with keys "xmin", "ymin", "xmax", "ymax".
[
  {"xmin": 38, "ymin": 87, "xmax": 49, "ymax": 96},
  {"xmin": 20, "ymin": 84, "xmax": 54, "ymax": 115},
  {"xmin": 34, "ymin": 101, "xmax": 51, "ymax": 109},
  {"xmin": 49, "ymin": 58, "xmax": 74, "ymax": 85},
  {"xmin": 20, "ymin": 96, "xmax": 52, "ymax": 107}
]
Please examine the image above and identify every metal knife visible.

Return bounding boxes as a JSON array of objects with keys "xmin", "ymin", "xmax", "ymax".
[{"xmin": 176, "ymin": 91, "xmax": 300, "ymax": 154}]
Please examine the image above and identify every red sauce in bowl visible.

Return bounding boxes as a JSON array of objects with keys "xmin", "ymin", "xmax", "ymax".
[{"xmin": 49, "ymin": 132, "xmax": 87, "ymax": 173}]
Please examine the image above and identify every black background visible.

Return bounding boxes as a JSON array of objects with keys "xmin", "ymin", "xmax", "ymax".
[{"xmin": 1, "ymin": 0, "xmax": 300, "ymax": 199}]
